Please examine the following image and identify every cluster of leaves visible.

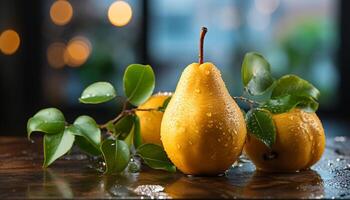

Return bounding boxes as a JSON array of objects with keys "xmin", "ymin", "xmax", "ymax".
[
  {"xmin": 241, "ymin": 52, "xmax": 321, "ymax": 147},
  {"xmin": 27, "ymin": 64, "xmax": 175, "ymax": 174}
]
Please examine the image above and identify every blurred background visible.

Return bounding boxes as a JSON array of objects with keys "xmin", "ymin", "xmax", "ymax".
[{"xmin": 0, "ymin": 0, "xmax": 349, "ymax": 136}]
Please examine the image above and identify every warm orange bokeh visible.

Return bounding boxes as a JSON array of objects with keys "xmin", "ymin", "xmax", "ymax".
[
  {"xmin": 64, "ymin": 36, "xmax": 91, "ymax": 67},
  {"xmin": 50, "ymin": 0, "xmax": 73, "ymax": 26},
  {"xmin": 47, "ymin": 42, "xmax": 66, "ymax": 68},
  {"xmin": 0, "ymin": 29, "xmax": 20, "ymax": 55},
  {"xmin": 108, "ymin": 1, "xmax": 133, "ymax": 27}
]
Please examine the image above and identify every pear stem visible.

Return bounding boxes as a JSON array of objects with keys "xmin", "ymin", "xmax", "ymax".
[{"xmin": 199, "ymin": 27, "xmax": 208, "ymax": 64}]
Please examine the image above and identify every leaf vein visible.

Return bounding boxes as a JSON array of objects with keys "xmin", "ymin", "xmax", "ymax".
[{"xmin": 127, "ymin": 68, "xmax": 146, "ymax": 102}]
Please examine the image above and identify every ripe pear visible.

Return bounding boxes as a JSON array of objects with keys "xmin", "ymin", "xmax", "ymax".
[
  {"xmin": 161, "ymin": 27, "xmax": 246, "ymax": 175},
  {"xmin": 136, "ymin": 92, "xmax": 172, "ymax": 145}
]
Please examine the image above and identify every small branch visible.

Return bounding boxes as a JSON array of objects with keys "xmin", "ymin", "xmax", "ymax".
[
  {"xmin": 99, "ymin": 104, "xmax": 161, "ymax": 129},
  {"xmin": 132, "ymin": 108, "xmax": 160, "ymax": 112},
  {"xmin": 233, "ymin": 96, "xmax": 259, "ymax": 108},
  {"xmin": 100, "ymin": 113, "xmax": 124, "ymax": 129},
  {"xmin": 122, "ymin": 100, "xmax": 128, "ymax": 111},
  {"xmin": 123, "ymin": 107, "xmax": 161, "ymax": 116},
  {"xmin": 100, "ymin": 101, "xmax": 128, "ymax": 129}
]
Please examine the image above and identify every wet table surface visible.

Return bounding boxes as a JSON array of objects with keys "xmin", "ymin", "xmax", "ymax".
[{"xmin": 0, "ymin": 136, "xmax": 349, "ymax": 199}]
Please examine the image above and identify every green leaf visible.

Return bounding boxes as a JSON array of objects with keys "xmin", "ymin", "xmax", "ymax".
[
  {"xmin": 241, "ymin": 52, "xmax": 275, "ymax": 95},
  {"xmin": 296, "ymin": 97, "xmax": 319, "ymax": 113},
  {"xmin": 246, "ymin": 109, "xmax": 276, "ymax": 147},
  {"xmin": 271, "ymin": 75, "xmax": 320, "ymax": 100},
  {"xmin": 73, "ymin": 116, "xmax": 101, "ymax": 156},
  {"xmin": 64, "ymin": 125, "xmax": 82, "ymax": 135},
  {"xmin": 43, "ymin": 128, "xmax": 75, "ymax": 167},
  {"xmin": 136, "ymin": 144, "xmax": 176, "ymax": 172},
  {"xmin": 75, "ymin": 137, "xmax": 101, "ymax": 156},
  {"xmin": 261, "ymin": 95, "xmax": 319, "ymax": 114},
  {"xmin": 123, "ymin": 64, "xmax": 155, "ymax": 106},
  {"xmin": 115, "ymin": 115, "xmax": 135, "ymax": 140},
  {"xmin": 158, "ymin": 96, "xmax": 172, "ymax": 112},
  {"xmin": 79, "ymin": 82, "xmax": 116, "ymax": 104},
  {"xmin": 27, "ymin": 108, "xmax": 65, "ymax": 139},
  {"xmin": 133, "ymin": 116, "xmax": 142, "ymax": 149},
  {"xmin": 101, "ymin": 139, "xmax": 130, "ymax": 174},
  {"xmin": 123, "ymin": 126, "xmax": 134, "ymax": 149}
]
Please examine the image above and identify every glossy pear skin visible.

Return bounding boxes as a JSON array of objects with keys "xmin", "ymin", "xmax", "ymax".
[{"xmin": 161, "ymin": 62, "xmax": 247, "ymax": 175}]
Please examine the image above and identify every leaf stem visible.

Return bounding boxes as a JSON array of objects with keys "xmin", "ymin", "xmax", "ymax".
[
  {"xmin": 100, "ymin": 101, "xmax": 128, "ymax": 129},
  {"xmin": 132, "ymin": 108, "xmax": 159, "ymax": 112},
  {"xmin": 233, "ymin": 96, "xmax": 260, "ymax": 108},
  {"xmin": 99, "ymin": 101, "xmax": 160, "ymax": 129}
]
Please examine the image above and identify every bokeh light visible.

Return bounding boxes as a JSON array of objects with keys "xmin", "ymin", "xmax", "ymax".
[
  {"xmin": 108, "ymin": 1, "xmax": 133, "ymax": 27},
  {"xmin": 0, "ymin": 29, "xmax": 20, "ymax": 55},
  {"xmin": 64, "ymin": 36, "xmax": 91, "ymax": 67},
  {"xmin": 255, "ymin": 0, "xmax": 280, "ymax": 15},
  {"xmin": 50, "ymin": 0, "xmax": 73, "ymax": 26},
  {"xmin": 47, "ymin": 42, "xmax": 66, "ymax": 68}
]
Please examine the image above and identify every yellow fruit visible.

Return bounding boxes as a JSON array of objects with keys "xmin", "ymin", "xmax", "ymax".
[
  {"xmin": 161, "ymin": 27, "xmax": 246, "ymax": 175},
  {"xmin": 136, "ymin": 92, "xmax": 172, "ymax": 145},
  {"xmin": 161, "ymin": 62, "xmax": 247, "ymax": 175},
  {"xmin": 244, "ymin": 109, "xmax": 325, "ymax": 172}
]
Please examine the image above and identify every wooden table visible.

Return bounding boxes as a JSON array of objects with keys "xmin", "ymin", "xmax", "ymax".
[{"xmin": 0, "ymin": 136, "xmax": 349, "ymax": 199}]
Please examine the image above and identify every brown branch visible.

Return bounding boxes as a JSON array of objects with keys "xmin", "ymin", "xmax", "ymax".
[
  {"xmin": 132, "ymin": 108, "xmax": 160, "ymax": 112},
  {"xmin": 99, "ymin": 113, "xmax": 124, "ymax": 129},
  {"xmin": 99, "ymin": 104, "xmax": 161, "ymax": 129},
  {"xmin": 99, "ymin": 101, "xmax": 128, "ymax": 129},
  {"xmin": 233, "ymin": 96, "xmax": 259, "ymax": 108},
  {"xmin": 123, "ymin": 107, "xmax": 161, "ymax": 116}
]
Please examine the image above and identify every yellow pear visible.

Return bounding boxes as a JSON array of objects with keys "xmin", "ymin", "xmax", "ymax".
[
  {"xmin": 161, "ymin": 27, "xmax": 246, "ymax": 175},
  {"xmin": 136, "ymin": 92, "xmax": 172, "ymax": 145},
  {"xmin": 244, "ymin": 109, "xmax": 325, "ymax": 172}
]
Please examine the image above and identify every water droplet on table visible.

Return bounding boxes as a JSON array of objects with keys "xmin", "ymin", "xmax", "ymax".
[{"xmin": 133, "ymin": 185, "xmax": 170, "ymax": 198}]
